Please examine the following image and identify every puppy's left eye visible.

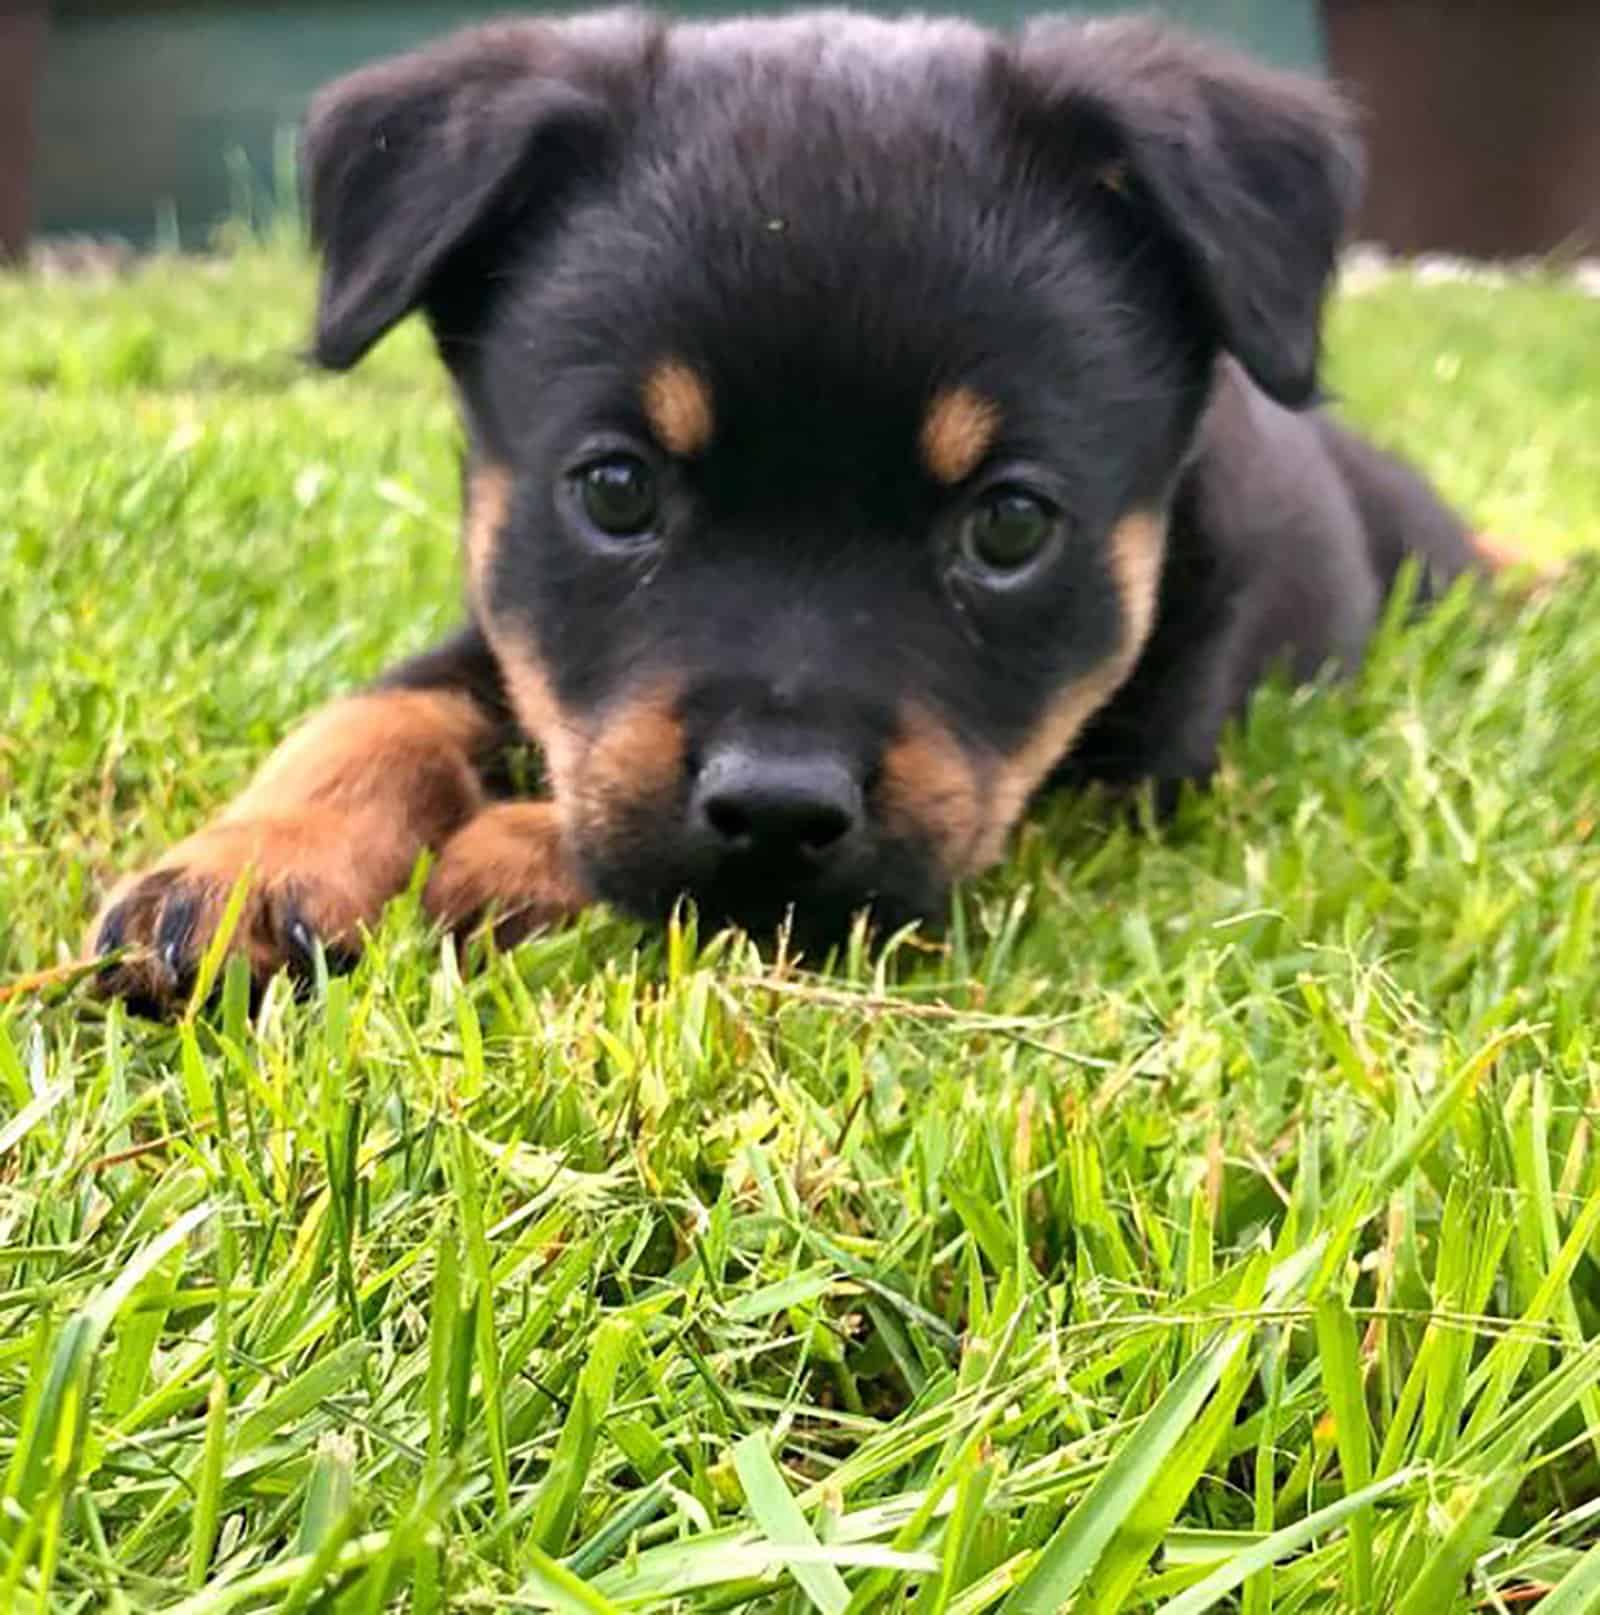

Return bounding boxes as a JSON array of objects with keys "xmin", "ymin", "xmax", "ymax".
[
  {"xmin": 576, "ymin": 455, "xmax": 659, "ymax": 539},
  {"xmin": 959, "ymin": 487, "xmax": 1062, "ymax": 577}
]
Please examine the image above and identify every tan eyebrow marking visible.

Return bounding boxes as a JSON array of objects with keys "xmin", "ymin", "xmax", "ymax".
[
  {"xmin": 641, "ymin": 359, "xmax": 715, "ymax": 458},
  {"xmin": 920, "ymin": 386, "xmax": 1001, "ymax": 485}
]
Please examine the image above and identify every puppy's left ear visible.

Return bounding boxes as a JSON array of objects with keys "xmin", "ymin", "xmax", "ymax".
[{"xmin": 1011, "ymin": 19, "xmax": 1361, "ymax": 407}]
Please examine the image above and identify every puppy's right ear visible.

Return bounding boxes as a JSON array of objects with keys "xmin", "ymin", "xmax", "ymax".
[
  {"xmin": 1011, "ymin": 19, "xmax": 1360, "ymax": 409},
  {"xmin": 304, "ymin": 22, "xmax": 630, "ymax": 370}
]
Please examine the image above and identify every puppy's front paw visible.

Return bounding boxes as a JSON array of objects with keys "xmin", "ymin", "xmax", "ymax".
[
  {"xmin": 424, "ymin": 802, "xmax": 587, "ymax": 948},
  {"xmin": 89, "ymin": 810, "xmax": 423, "ymax": 1013}
]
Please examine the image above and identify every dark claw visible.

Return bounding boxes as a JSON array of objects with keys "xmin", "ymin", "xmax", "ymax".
[
  {"xmin": 95, "ymin": 905, "xmax": 128, "ymax": 956},
  {"xmin": 154, "ymin": 893, "xmax": 202, "ymax": 992},
  {"xmin": 276, "ymin": 890, "xmax": 361, "ymax": 982},
  {"xmin": 281, "ymin": 900, "xmax": 320, "ymax": 974}
]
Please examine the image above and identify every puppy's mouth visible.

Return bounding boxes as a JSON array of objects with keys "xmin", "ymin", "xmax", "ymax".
[
  {"xmin": 689, "ymin": 863, "xmax": 935, "ymax": 953},
  {"xmin": 576, "ymin": 827, "xmax": 946, "ymax": 954},
  {"xmin": 564, "ymin": 718, "xmax": 965, "ymax": 951}
]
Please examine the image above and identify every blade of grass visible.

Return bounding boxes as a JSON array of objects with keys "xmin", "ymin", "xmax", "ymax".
[
  {"xmin": 1393, "ymin": 1469, "xmax": 1522, "ymax": 1615},
  {"xmin": 525, "ymin": 1315, "xmax": 633, "ymax": 1556},
  {"xmin": 1159, "ymin": 1467, "xmax": 1421, "ymax": 1615},
  {"xmin": 1001, "ymin": 1325, "xmax": 1250, "ymax": 1614},
  {"xmin": 733, "ymin": 1432, "xmax": 851, "ymax": 1615},
  {"xmin": 517, "ymin": 1539, "xmax": 628, "ymax": 1615},
  {"xmin": 1313, "ymin": 1294, "xmax": 1374, "ymax": 1606},
  {"xmin": 1536, "ymin": 1535, "xmax": 1600, "ymax": 1615}
]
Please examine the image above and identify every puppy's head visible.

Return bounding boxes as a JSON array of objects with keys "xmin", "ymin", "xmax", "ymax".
[{"xmin": 305, "ymin": 10, "xmax": 1357, "ymax": 947}]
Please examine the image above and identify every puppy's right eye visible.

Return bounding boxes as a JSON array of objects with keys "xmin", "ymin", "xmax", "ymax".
[
  {"xmin": 957, "ymin": 486, "xmax": 1062, "ymax": 580},
  {"xmin": 575, "ymin": 455, "xmax": 658, "ymax": 539}
]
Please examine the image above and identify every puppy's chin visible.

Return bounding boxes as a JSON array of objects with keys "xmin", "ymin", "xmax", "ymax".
[{"xmin": 578, "ymin": 843, "xmax": 946, "ymax": 956}]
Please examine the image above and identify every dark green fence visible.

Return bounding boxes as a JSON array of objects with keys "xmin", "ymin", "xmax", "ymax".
[{"xmin": 37, "ymin": 0, "xmax": 1324, "ymax": 246}]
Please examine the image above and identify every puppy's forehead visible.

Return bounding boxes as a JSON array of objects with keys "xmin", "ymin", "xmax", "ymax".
[
  {"xmin": 518, "ymin": 38, "xmax": 1078, "ymax": 399},
  {"xmin": 667, "ymin": 12, "xmax": 994, "ymax": 89},
  {"xmin": 493, "ymin": 14, "xmax": 1182, "ymax": 505},
  {"xmin": 535, "ymin": 8, "xmax": 1026, "ymax": 298},
  {"xmin": 652, "ymin": 11, "xmax": 1003, "ymax": 204}
]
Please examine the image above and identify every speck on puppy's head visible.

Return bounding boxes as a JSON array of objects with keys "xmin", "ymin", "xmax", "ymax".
[{"xmin": 304, "ymin": 9, "xmax": 1358, "ymax": 945}]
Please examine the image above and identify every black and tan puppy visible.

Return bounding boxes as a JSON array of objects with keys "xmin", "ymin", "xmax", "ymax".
[{"xmin": 91, "ymin": 9, "xmax": 1480, "ymax": 1007}]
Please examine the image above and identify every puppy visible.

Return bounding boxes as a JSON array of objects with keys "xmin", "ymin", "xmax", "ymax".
[{"xmin": 90, "ymin": 9, "xmax": 1479, "ymax": 1009}]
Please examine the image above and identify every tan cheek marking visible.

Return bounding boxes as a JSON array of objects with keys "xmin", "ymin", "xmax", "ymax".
[
  {"xmin": 464, "ymin": 461, "xmax": 513, "ymax": 619},
  {"xmin": 974, "ymin": 510, "xmax": 1168, "ymax": 869},
  {"xmin": 877, "ymin": 707, "xmax": 986, "ymax": 878},
  {"xmin": 490, "ymin": 639, "xmax": 586, "ymax": 805},
  {"xmin": 575, "ymin": 681, "xmax": 685, "ymax": 822},
  {"xmin": 1106, "ymin": 508, "xmax": 1167, "ymax": 650},
  {"xmin": 460, "ymin": 462, "xmax": 589, "ymax": 804},
  {"xmin": 642, "ymin": 360, "xmax": 714, "ymax": 458},
  {"xmin": 921, "ymin": 387, "xmax": 999, "ymax": 486}
]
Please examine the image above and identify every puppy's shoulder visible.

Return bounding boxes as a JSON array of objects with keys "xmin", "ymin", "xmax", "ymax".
[{"xmin": 1181, "ymin": 359, "xmax": 1364, "ymax": 573}]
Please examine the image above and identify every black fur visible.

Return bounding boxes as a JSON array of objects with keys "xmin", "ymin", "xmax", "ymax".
[
  {"xmin": 302, "ymin": 9, "xmax": 1477, "ymax": 941},
  {"xmin": 1011, "ymin": 19, "xmax": 1362, "ymax": 407}
]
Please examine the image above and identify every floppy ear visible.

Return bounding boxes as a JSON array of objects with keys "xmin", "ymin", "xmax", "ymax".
[
  {"xmin": 303, "ymin": 22, "xmax": 626, "ymax": 370},
  {"xmin": 1011, "ymin": 19, "xmax": 1361, "ymax": 407}
]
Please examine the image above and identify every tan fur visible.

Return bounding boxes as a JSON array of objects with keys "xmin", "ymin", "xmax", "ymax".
[
  {"xmin": 920, "ymin": 387, "xmax": 999, "ymax": 485},
  {"xmin": 428, "ymin": 683, "xmax": 683, "ymax": 938},
  {"xmin": 641, "ymin": 359, "xmax": 715, "ymax": 458},
  {"xmin": 88, "ymin": 689, "xmax": 491, "ymax": 1003},
  {"xmin": 490, "ymin": 639, "xmax": 587, "ymax": 803},
  {"xmin": 863, "ymin": 513, "xmax": 1168, "ymax": 879},
  {"xmin": 464, "ymin": 461, "xmax": 513, "ymax": 619},
  {"xmin": 874, "ymin": 513, "xmax": 1166, "ymax": 878},
  {"xmin": 1105, "ymin": 508, "xmax": 1167, "ymax": 651},
  {"xmin": 1474, "ymin": 530, "xmax": 1563, "ymax": 583},
  {"xmin": 226, "ymin": 690, "xmax": 493, "ymax": 828},
  {"xmin": 425, "ymin": 800, "xmax": 587, "ymax": 946},
  {"xmin": 463, "ymin": 460, "xmax": 595, "ymax": 800},
  {"xmin": 977, "ymin": 511, "xmax": 1167, "ymax": 866},
  {"xmin": 877, "ymin": 707, "xmax": 985, "ymax": 878},
  {"xmin": 572, "ymin": 682, "xmax": 685, "ymax": 836}
]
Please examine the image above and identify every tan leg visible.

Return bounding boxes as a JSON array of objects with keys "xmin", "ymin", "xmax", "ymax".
[
  {"xmin": 90, "ymin": 689, "xmax": 492, "ymax": 1008},
  {"xmin": 423, "ymin": 800, "xmax": 587, "ymax": 948}
]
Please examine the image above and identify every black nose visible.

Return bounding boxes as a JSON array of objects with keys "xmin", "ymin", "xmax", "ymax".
[{"xmin": 690, "ymin": 745, "xmax": 863, "ymax": 861}]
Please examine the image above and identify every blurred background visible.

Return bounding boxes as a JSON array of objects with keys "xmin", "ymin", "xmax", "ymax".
[{"xmin": 3, "ymin": 0, "xmax": 1599, "ymax": 263}]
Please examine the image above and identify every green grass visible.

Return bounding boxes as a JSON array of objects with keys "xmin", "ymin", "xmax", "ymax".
[{"xmin": 2, "ymin": 249, "xmax": 1600, "ymax": 1612}]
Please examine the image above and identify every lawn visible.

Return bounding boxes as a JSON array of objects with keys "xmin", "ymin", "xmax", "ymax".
[{"xmin": 2, "ymin": 249, "xmax": 1599, "ymax": 1612}]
